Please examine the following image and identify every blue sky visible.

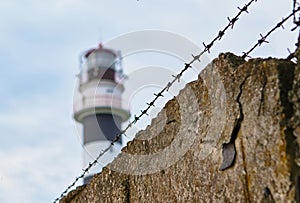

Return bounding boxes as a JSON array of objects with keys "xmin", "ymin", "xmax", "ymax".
[{"xmin": 0, "ymin": 0, "xmax": 298, "ymax": 202}]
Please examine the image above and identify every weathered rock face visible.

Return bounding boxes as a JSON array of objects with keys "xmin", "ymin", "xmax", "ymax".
[{"xmin": 61, "ymin": 50, "xmax": 300, "ymax": 202}]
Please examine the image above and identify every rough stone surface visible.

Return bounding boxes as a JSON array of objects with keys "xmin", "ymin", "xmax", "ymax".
[{"xmin": 61, "ymin": 49, "xmax": 300, "ymax": 202}]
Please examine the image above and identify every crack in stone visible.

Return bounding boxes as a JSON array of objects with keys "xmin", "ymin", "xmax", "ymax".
[
  {"xmin": 220, "ymin": 75, "xmax": 249, "ymax": 172},
  {"xmin": 166, "ymin": 119, "xmax": 176, "ymax": 124},
  {"xmin": 262, "ymin": 187, "xmax": 275, "ymax": 203},
  {"xmin": 237, "ymin": 75, "xmax": 252, "ymax": 203},
  {"xmin": 258, "ymin": 74, "xmax": 267, "ymax": 116},
  {"xmin": 240, "ymin": 136, "xmax": 251, "ymax": 203},
  {"xmin": 123, "ymin": 177, "xmax": 131, "ymax": 203}
]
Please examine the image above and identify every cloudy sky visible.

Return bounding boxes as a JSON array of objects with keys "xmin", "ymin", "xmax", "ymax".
[{"xmin": 0, "ymin": 0, "xmax": 298, "ymax": 202}]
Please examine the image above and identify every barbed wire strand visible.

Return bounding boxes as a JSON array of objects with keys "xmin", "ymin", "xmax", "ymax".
[
  {"xmin": 242, "ymin": 6, "xmax": 300, "ymax": 58},
  {"xmin": 285, "ymin": 0, "xmax": 300, "ymax": 62},
  {"xmin": 292, "ymin": 0, "xmax": 300, "ymax": 31},
  {"xmin": 54, "ymin": 0, "xmax": 259, "ymax": 202}
]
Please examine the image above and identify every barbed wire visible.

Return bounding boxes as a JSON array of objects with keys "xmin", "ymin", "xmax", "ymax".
[
  {"xmin": 54, "ymin": 0, "xmax": 260, "ymax": 202},
  {"xmin": 293, "ymin": 0, "xmax": 300, "ymax": 30},
  {"xmin": 241, "ymin": 6, "xmax": 300, "ymax": 58},
  {"xmin": 287, "ymin": 0, "xmax": 300, "ymax": 62}
]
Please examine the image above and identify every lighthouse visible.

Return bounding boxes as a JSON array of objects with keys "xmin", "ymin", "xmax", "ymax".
[{"xmin": 73, "ymin": 44, "xmax": 130, "ymax": 184}]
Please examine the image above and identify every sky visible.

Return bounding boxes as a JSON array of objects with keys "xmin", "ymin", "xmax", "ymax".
[{"xmin": 0, "ymin": 0, "xmax": 298, "ymax": 202}]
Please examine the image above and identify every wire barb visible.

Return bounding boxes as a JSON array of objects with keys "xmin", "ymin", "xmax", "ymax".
[
  {"xmin": 165, "ymin": 82, "xmax": 172, "ymax": 91},
  {"xmin": 276, "ymin": 19, "xmax": 285, "ymax": 29},
  {"xmin": 185, "ymin": 63, "xmax": 192, "ymax": 69},
  {"xmin": 133, "ymin": 115, "xmax": 140, "ymax": 123},
  {"xmin": 238, "ymin": 5, "xmax": 249, "ymax": 13},
  {"xmin": 154, "ymin": 92, "xmax": 164, "ymax": 97},
  {"xmin": 218, "ymin": 30, "xmax": 225, "ymax": 40},
  {"xmin": 147, "ymin": 101, "xmax": 156, "ymax": 107},
  {"xmin": 286, "ymin": 47, "xmax": 298, "ymax": 63},
  {"xmin": 192, "ymin": 54, "xmax": 201, "ymax": 62},
  {"xmin": 141, "ymin": 109, "xmax": 149, "ymax": 116},
  {"xmin": 202, "ymin": 42, "xmax": 210, "ymax": 53},
  {"xmin": 228, "ymin": 17, "xmax": 239, "ymax": 29},
  {"xmin": 291, "ymin": 17, "xmax": 300, "ymax": 31},
  {"xmin": 172, "ymin": 74, "xmax": 181, "ymax": 82},
  {"xmin": 258, "ymin": 34, "xmax": 269, "ymax": 46}
]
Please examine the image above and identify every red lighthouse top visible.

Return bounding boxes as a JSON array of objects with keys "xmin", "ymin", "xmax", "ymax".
[
  {"xmin": 79, "ymin": 43, "xmax": 122, "ymax": 85},
  {"xmin": 84, "ymin": 43, "xmax": 117, "ymax": 59}
]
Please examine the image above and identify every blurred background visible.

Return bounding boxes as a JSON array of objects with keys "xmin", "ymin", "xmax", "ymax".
[{"xmin": 0, "ymin": 0, "xmax": 298, "ymax": 202}]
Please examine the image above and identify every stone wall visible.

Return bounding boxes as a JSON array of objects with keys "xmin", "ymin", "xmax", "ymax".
[{"xmin": 61, "ymin": 49, "xmax": 300, "ymax": 202}]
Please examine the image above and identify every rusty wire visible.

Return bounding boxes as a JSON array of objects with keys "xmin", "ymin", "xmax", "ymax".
[
  {"xmin": 54, "ymin": 0, "xmax": 259, "ymax": 202},
  {"xmin": 242, "ymin": 6, "xmax": 300, "ymax": 58}
]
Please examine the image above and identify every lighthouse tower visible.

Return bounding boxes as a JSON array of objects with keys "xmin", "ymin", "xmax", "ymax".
[{"xmin": 73, "ymin": 44, "xmax": 130, "ymax": 184}]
